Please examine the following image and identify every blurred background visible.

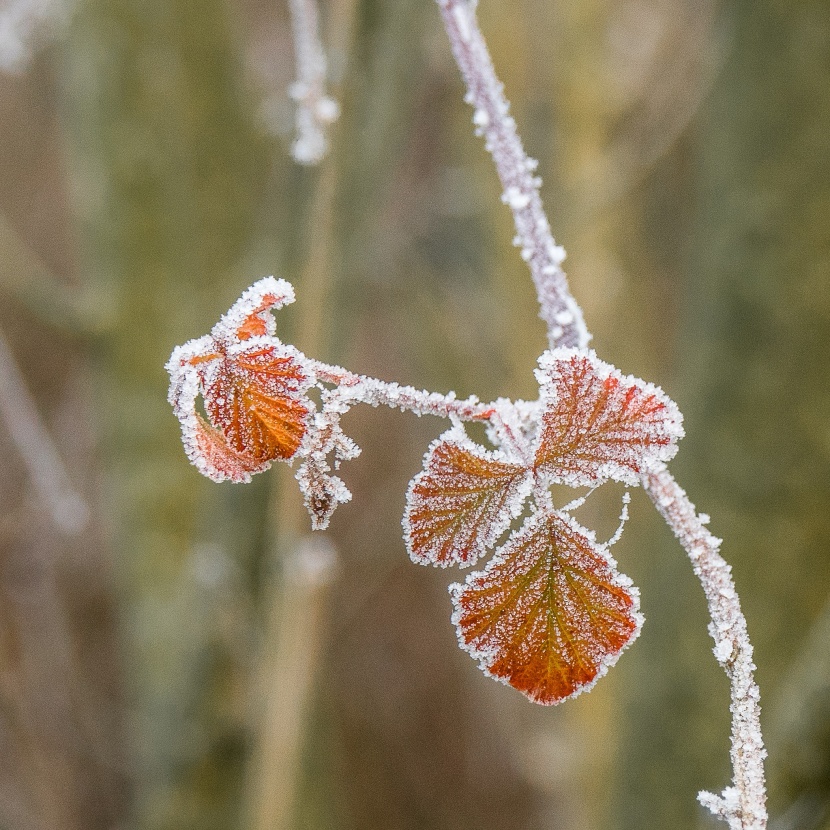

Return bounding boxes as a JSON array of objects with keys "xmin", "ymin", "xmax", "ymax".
[{"xmin": 0, "ymin": 0, "xmax": 828, "ymax": 828}]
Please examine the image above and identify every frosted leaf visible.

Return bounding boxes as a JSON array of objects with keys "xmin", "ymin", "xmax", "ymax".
[
  {"xmin": 404, "ymin": 427, "xmax": 531, "ymax": 568},
  {"xmin": 166, "ymin": 278, "xmax": 314, "ymax": 483},
  {"xmin": 211, "ymin": 276, "xmax": 295, "ymax": 343},
  {"xmin": 534, "ymin": 348, "xmax": 683, "ymax": 486},
  {"xmin": 450, "ymin": 509, "xmax": 642, "ymax": 704},
  {"xmin": 201, "ymin": 340, "xmax": 313, "ymax": 462}
]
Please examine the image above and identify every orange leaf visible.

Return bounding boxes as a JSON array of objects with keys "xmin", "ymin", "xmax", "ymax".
[
  {"xmin": 534, "ymin": 350, "xmax": 683, "ymax": 486},
  {"xmin": 190, "ymin": 413, "xmax": 269, "ymax": 483},
  {"xmin": 451, "ymin": 509, "xmax": 641, "ymax": 704},
  {"xmin": 203, "ymin": 344, "xmax": 312, "ymax": 463},
  {"xmin": 404, "ymin": 430, "xmax": 531, "ymax": 567}
]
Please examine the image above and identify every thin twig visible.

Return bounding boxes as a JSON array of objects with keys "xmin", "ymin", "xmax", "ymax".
[
  {"xmin": 287, "ymin": 0, "xmax": 339, "ymax": 165},
  {"xmin": 435, "ymin": 2, "xmax": 768, "ymax": 826},
  {"xmin": 309, "ymin": 358, "xmax": 497, "ymax": 421},
  {"xmin": 435, "ymin": 0, "xmax": 589, "ymax": 351},
  {"xmin": 0, "ymin": 328, "xmax": 89, "ymax": 534},
  {"xmin": 645, "ymin": 464, "xmax": 767, "ymax": 829}
]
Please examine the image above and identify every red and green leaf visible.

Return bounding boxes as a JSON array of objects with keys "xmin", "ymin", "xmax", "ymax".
[
  {"xmin": 451, "ymin": 509, "xmax": 642, "ymax": 704},
  {"xmin": 534, "ymin": 350, "xmax": 683, "ymax": 486},
  {"xmin": 404, "ymin": 430, "xmax": 531, "ymax": 568}
]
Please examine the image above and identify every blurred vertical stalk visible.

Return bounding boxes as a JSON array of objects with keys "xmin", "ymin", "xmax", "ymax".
[
  {"xmin": 244, "ymin": 3, "xmax": 358, "ymax": 827},
  {"xmin": 60, "ymin": 1, "xmax": 267, "ymax": 828},
  {"xmin": 245, "ymin": 537, "xmax": 338, "ymax": 830}
]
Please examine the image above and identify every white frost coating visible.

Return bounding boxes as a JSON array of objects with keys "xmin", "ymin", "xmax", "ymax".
[
  {"xmin": 310, "ymin": 360, "xmax": 493, "ymax": 422},
  {"xmin": 288, "ymin": 0, "xmax": 339, "ymax": 165},
  {"xmin": 295, "ymin": 400, "xmax": 361, "ymax": 530},
  {"xmin": 435, "ymin": 0, "xmax": 590, "ymax": 350},
  {"xmin": 212, "ymin": 276, "xmax": 294, "ymax": 343},
  {"xmin": 165, "ymin": 279, "xmax": 316, "ymax": 484},
  {"xmin": 606, "ymin": 491, "xmax": 631, "ymax": 548},
  {"xmin": 645, "ymin": 464, "xmax": 768, "ymax": 830},
  {"xmin": 448, "ymin": 508, "xmax": 644, "ymax": 705},
  {"xmin": 451, "ymin": 2, "xmax": 471, "ymax": 43},
  {"xmin": 503, "ymin": 186, "xmax": 531, "ymax": 210}
]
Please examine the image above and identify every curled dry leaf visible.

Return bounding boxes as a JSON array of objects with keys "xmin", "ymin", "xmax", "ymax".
[
  {"xmin": 166, "ymin": 277, "xmax": 315, "ymax": 483},
  {"xmin": 451, "ymin": 509, "xmax": 642, "ymax": 704}
]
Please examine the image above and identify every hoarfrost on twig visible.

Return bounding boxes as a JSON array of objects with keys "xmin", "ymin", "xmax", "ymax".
[
  {"xmin": 646, "ymin": 465, "xmax": 768, "ymax": 829},
  {"xmin": 435, "ymin": 0, "xmax": 589, "ymax": 351},
  {"xmin": 287, "ymin": 0, "xmax": 339, "ymax": 165},
  {"xmin": 435, "ymin": 0, "xmax": 768, "ymax": 824}
]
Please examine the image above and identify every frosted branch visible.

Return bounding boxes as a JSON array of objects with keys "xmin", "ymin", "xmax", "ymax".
[
  {"xmin": 309, "ymin": 359, "xmax": 495, "ymax": 421},
  {"xmin": 435, "ymin": 0, "xmax": 589, "ymax": 350},
  {"xmin": 287, "ymin": 0, "xmax": 339, "ymax": 165},
  {"xmin": 645, "ymin": 464, "xmax": 768, "ymax": 830},
  {"xmin": 0, "ymin": 328, "xmax": 89, "ymax": 534},
  {"xmin": 436, "ymin": 2, "xmax": 769, "ymax": 823}
]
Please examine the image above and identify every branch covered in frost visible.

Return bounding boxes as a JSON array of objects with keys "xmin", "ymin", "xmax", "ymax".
[
  {"xmin": 645, "ymin": 464, "xmax": 767, "ymax": 830},
  {"xmin": 435, "ymin": 0, "xmax": 589, "ymax": 350},
  {"xmin": 0, "ymin": 328, "xmax": 89, "ymax": 533},
  {"xmin": 287, "ymin": 0, "xmax": 339, "ymax": 165}
]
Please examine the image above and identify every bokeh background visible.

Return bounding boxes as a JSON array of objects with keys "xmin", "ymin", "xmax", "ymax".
[{"xmin": 0, "ymin": 0, "xmax": 829, "ymax": 828}]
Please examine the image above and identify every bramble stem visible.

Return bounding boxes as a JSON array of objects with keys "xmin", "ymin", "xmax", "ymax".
[
  {"xmin": 435, "ymin": 0, "xmax": 589, "ymax": 351},
  {"xmin": 435, "ymin": 1, "xmax": 768, "ymax": 825},
  {"xmin": 645, "ymin": 465, "xmax": 767, "ymax": 829}
]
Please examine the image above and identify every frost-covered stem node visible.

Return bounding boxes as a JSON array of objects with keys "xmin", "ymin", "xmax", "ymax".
[
  {"xmin": 287, "ymin": 0, "xmax": 339, "ymax": 165},
  {"xmin": 435, "ymin": 0, "xmax": 589, "ymax": 351},
  {"xmin": 645, "ymin": 464, "xmax": 767, "ymax": 830}
]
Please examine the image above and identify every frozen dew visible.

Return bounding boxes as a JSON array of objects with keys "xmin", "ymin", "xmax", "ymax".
[
  {"xmin": 503, "ymin": 185, "xmax": 531, "ymax": 211},
  {"xmin": 404, "ymin": 426, "xmax": 532, "ymax": 568}
]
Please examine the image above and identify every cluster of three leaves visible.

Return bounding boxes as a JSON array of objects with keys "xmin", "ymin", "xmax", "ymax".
[{"xmin": 404, "ymin": 351, "xmax": 683, "ymax": 704}]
